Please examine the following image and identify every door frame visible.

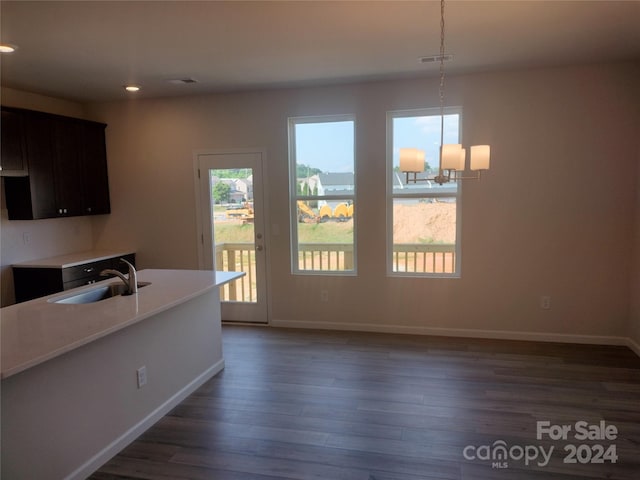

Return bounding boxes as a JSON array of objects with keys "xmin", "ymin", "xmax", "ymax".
[{"xmin": 193, "ymin": 147, "xmax": 271, "ymax": 324}]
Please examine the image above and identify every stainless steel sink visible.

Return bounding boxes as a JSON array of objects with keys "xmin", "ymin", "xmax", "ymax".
[{"xmin": 50, "ymin": 282, "xmax": 151, "ymax": 304}]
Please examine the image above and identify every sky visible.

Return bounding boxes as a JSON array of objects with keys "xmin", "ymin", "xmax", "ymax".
[
  {"xmin": 294, "ymin": 114, "xmax": 460, "ymax": 174},
  {"xmin": 393, "ymin": 114, "xmax": 460, "ymax": 171},
  {"xmin": 295, "ymin": 121, "xmax": 354, "ymax": 173}
]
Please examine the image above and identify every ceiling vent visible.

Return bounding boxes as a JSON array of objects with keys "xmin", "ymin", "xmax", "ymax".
[
  {"xmin": 419, "ymin": 54, "xmax": 454, "ymax": 64},
  {"xmin": 167, "ymin": 78, "xmax": 198, "ymax": 85}
]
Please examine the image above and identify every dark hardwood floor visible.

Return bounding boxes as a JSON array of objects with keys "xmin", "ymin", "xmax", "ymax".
[{"xmin": 91, "ymin": 325, "xmax": 640, "ymax": 480}]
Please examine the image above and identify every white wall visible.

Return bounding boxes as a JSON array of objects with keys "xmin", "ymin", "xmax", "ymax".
[
  {"xmin": 86, "ymin": 62, "xmax": 640, "ymax": 343},
  {"xmin": 0, "ymin": 88, "xmax": 94, "ymax": 306}
]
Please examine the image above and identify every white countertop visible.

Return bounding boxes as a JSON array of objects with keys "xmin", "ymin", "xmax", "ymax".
[
  {"xmin": 12, "ymin": 250, "xmax": 135, "ymax": 269},
  {"xmin": 0, "ymin": 269, "xmax": 243, "ymax": 379}
]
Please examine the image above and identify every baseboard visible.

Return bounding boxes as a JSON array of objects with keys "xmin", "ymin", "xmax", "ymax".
[
  {"xmin": 66, "ymin": 359, "xmax": 225, "ymax": 480},
  {"xmin": 270, "ymin": 319, "xmax": 636, "ymax": 351}
]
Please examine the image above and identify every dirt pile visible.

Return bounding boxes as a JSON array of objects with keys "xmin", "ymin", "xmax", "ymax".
[{"xmin": 393, "ymin": 202, "xmax": 456, "ymax": 243}]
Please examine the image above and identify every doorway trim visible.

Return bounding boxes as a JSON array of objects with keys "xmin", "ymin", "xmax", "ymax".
[{"xmin": 193, "ymin": 147, "xmax": 271, "ymax": 324}]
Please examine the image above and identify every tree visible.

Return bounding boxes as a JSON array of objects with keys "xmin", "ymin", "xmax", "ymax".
[
  {"xmin": 297, "ymin": 163, "xmax": 322, "ymax": 178},
  {"xmin": 310, "ymin": 185, "xmax": 319, "ymax": 208},
  {"xmin": 212, "ymin": 182, "xmax": 231, "ymax": 204},
  {"xmin": 213, "ymin": 168, "xmax": 251, "ymax": 179}
]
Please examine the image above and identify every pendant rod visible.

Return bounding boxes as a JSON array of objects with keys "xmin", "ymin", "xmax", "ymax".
[{"xmin": 439, "ymin": 0, "xmax": 445, "ymax": 154}]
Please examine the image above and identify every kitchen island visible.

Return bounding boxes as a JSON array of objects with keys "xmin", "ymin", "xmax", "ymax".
[{"xmin": 1, "ymin": 269, "xmax": 242, "ymax": 480}]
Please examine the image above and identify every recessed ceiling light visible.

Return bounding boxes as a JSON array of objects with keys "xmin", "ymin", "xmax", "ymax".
[
  {"xmin": 124, "ymin": 85, "xmax": 141, "ymax": 92},
  {"xmin": 0, "ymin": 44, "xmax": 18, "ymax": 54}
]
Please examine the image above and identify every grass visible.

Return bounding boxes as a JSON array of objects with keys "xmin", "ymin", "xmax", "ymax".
[
  {"xmin": 214, "ymin": 223, "xmax": 255, "ymax": 242},
  {"xmin": 298, "ymin": 221, "xmax": 353, "ymax": 243},
  {"xmin": 214, "ymin": 220, "xmax": 353, "ymax": 244}
]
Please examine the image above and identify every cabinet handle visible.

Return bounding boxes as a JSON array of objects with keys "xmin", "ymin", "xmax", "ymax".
[{"xmin": 84, "ymin": 267, "xmax": 95, "ymax": 273}]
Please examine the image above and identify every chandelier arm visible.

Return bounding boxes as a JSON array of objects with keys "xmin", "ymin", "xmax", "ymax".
[{"xmin": 450, "ymin": 171, "xmax": 484, "ymax": 181}]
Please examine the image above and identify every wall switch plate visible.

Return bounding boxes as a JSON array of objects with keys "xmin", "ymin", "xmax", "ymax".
[
  {"xmin": 136, "ymin": 366, "xmax": 147, "ymax": 388},
  {"xmin": 320, "ymin": 290, "xmax": 329, "ymax": 302}
]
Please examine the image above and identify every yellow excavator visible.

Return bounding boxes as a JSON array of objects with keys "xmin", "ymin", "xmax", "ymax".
[
  {"xmin": 297, "ymin": 201, "xmax": 320, "ymax": 223},
  {"xmin": 297, "ymin": 201, "xmax": 354, "ymax": 223},
  {"xmin": 226, "ymin": 202, "xmax": 254, "ymax": 222}
]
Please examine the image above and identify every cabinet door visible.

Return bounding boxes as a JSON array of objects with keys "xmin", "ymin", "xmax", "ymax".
[
  {"xmin": 0, "ymin": 108, "xmax": 28, "ymax": 176},
  {"xmin": 81, "ymin": 122, "xmax": 111, "ymax": 215},
  {"xmin": 53, "ymin": 119, "xmax": 84, "ymax": 216},
  {"xmin": 23, "ymin": 113, "xmax": 58, "ymax": 219},
  {"xmin": 13, "ymin": 267, "xmax": 64, "ymax": 303}
]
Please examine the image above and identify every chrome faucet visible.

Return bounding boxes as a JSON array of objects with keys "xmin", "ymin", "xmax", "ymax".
[{"xmin": 100, "ymin": 258, "xmax": 138, "ymax": 295}]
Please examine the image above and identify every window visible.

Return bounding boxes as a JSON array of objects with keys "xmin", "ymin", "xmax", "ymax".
[
  {"xmin": 289, "ymin": 115, "xmax": 356, "ymax": 274},
  {"xmin": 387, "ymin": 108, "xmax": 461, "ymax": 276}
]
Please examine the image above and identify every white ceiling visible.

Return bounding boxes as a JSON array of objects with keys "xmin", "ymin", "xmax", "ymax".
[{"xmin": 1, "ymin": 1, "xmax": 639, "ymax": 103}]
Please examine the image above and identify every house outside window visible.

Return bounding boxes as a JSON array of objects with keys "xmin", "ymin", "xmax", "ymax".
[
  {"xmin": 387, "ymin": 107, "xmax": 462, "ymax": 277},
  {"xmin": 212, "ymin": 176, "xmax": 253, "ymax": 204},
  {"xmin": 288, "ymin": 115, "xmax": 356, "ymax": 274}
]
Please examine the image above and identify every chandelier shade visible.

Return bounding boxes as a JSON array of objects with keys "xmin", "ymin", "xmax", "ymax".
[
  {"xmin": 470, "ymin": 145, "xmax": 490, "ymax": 171},
  {"xmin": 440, "ymin": 144, "xmax": 463, "ymax": 170},
  {"xmin": 399, "ymin": 148, "xmax": 426, "ymax": 173}
]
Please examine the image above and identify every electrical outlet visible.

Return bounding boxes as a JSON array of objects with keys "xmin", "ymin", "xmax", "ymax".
[
  {"xmin": 136, "ymin": 366, "xmax": 147, "ymax": 388},
  {"xmin": 540, "ymin": 296, "xmax": 551, "ymax": 310},
  {"xmin": 320, "ymin": 290, "xmax": 329, "ymax": 302}
]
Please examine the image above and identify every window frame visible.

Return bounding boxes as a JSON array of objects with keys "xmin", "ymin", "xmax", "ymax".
[
  {"xmin": 386, "ymin": 107, "xmax": 463, "ymax": 278},
  {"xmin": 288, "ymin": 114, "xmax": 357, "ymax": 276}
]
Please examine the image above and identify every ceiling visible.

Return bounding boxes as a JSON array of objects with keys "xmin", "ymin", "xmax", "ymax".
[{"xmin": 1, "ymin": 1, "xmax": 639, "ymax": 103}]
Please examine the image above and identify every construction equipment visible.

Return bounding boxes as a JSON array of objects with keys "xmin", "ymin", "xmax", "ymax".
[
  {"xmin": 297, "ymin": 201, "xmax": 320, "ymax": 223},
  {"xmin": 297, "ymin": 201, "xmax": 354, "ymax": 223},
  {"xmin": 319, "ymin": 205, "xmax": 332, "ymax": 220},
  {"xmin": 333, "ymin": 203, "xmax": 349, "ymax": 220},
  {"xmin": 226, "ymin": 202, "xmax": 254, "ymax": 221}
]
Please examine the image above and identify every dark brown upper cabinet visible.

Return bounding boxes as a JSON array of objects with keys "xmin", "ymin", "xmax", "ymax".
[
  {"xmin": 1, "ymin": 108, "xmax": 29, "ymax": 176},
  {"xmin": 2, "ymin": 107, "xmax": 111, "ymax": 220},
  {"xmin": 79, "ymin": 120, "xmax": 111, "ymax": 215}
]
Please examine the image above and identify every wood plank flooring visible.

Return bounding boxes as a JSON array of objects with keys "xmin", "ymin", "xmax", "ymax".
[{"xmin": 90, "ymin": 326, "xmax": 640, "ymax": 480}]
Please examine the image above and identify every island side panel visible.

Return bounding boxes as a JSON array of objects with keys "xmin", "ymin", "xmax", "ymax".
[{"xmin": 1, "ymin": 288, "xmax": 223, "ymax": 480}]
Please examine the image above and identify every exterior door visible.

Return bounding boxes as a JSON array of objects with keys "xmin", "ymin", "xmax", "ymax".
[{"xmin": 196, "ymin": 150, "xmax": 268, "ymax": 323}]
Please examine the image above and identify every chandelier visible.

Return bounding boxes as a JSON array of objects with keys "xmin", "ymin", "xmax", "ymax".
[{"xmin": 399, "ymin": 0, "xmax": 490, "ymax": 185}]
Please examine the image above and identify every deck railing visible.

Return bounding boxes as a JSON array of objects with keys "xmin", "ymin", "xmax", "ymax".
[
  {"xmin": 215, "ymin": 241, "xmax": 456, "ymax": 301},
  {"xmin": 392, "ymin": 243, "xmax": 456, "ymax": 273},
  {"xmin": 215, "ymin": 243, "xmax": 257, "ymax": 303},
  {"xmin": 296, "ymin": 243, "xmax": 455, "ymax": 273},
  {"xmin": 298, "ymin": 243, "xmax": 354, "ymax": 271}
]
